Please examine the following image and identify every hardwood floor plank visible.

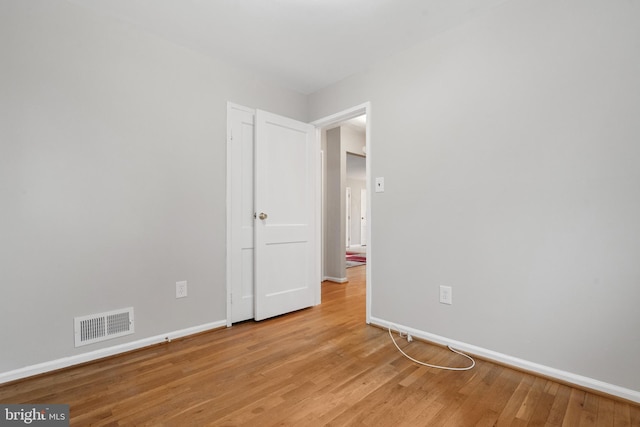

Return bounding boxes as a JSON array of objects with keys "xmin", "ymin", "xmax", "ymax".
[
  {"xmin": 563, "ymin": 389, "xmax": 588, "ymax": 426},
  {"xmin": 631, "ymin": 405, "xmax": 640, "ymax": 427},
  {"xmin": 596, "ymin": 398, "xmax": 615, "ymax": 427},
  {"xmin": 546, "ymin": 384, "xmax": 573, "ymax": 426},
  {"xmin": 1, "ymin": 265, "xmax": 638, "ymax": 426},
  {"xmin": 526, "ymin": 386, "xmax": 556, "ymax": 426},
  {"xmin": 495, "ymin": 374, "xmax": 537, "ymax": 425},
  {"xmin": 614, "ymin": 401, "xmax": 632, "ymax": 427},
  {"xmin": 515, "ymin": 377, "xmax": 548, "ymax": 422},
  {"xmin": 579, "ymin": 393, "xmax": 599, "ymax": 426}
]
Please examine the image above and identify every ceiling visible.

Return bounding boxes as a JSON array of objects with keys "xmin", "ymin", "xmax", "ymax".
[
  {"xmin": 66, "ymin": 0, "xmax": 512, "ymax": 94},
  {"xmin": 344, "ymin": 115, "xmax": 367, "ymax": 132}
]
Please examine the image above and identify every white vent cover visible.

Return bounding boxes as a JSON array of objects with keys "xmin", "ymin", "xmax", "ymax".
[{"xmin": 74, "ymin": 307, "xmax": 134, "ymax": 347}]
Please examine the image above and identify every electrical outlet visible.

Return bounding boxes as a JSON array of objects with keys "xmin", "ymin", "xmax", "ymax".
[
  {"xmin": 176, "ymin": 281, "xmax": 187, "ymax": 299},
  {"xmin": 439, "ymin": 286, "xmax": 452, "ymax": 305}
]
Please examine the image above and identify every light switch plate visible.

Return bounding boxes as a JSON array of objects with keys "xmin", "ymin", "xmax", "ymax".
[{"xmin": 375, "ymin": 177, "xmax": 385, "ymax": 193}]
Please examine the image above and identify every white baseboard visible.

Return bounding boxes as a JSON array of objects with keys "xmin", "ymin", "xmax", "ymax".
[
  {"xmin": 323, "ymin": 276, "xmax": 348, "ymax": 283},
  {"xmin": 0, "ymin": 320, "xmax": 227, "ymax": 385},
  {"xmin": 370, "ymin": 316, "xmax": 640, "ymax": 404}
]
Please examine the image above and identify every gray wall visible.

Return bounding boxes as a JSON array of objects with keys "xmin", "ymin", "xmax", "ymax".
[
  {"xmin": 0, "ymin": 0, "xmax": 307, "ymax": 373},
  {"xmin": 309, "ymin": 0, "xmax": 640, "ymax": 392},
  {"xmin": 324, "ymin": 128, "xmax": 345, "ymax": 280}
]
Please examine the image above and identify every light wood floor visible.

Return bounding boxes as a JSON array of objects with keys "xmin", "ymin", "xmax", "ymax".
[{"xmin": 1, "ymin": 266, "xmax": 639, "ymax": 426}]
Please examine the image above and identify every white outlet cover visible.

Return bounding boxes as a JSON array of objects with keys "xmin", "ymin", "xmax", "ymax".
[
  {"xmin": 439, "ymin": 285, "xmax": 452, "ymax": 305},
  {"xmin": 176, "ymin": 281, "xmax": 187, "ymax": 298}
]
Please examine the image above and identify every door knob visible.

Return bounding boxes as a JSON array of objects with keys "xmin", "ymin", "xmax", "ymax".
[{"xmin": 258, "ymin": 212, "xmax": 268, "ymax": 220}]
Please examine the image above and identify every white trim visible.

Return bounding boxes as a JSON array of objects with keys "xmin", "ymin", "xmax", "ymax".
[
  {"xmin": 323, "ymin": 276, "xmax": 348, "ymax": 284},
  {"xmin": 310, "ymin": 102, "xmax": 370, "ymax": 128},
  {"xmin": 312, "ymin": 102, "xmax": 372, "ymax": 324},
  {"xmin": 371, "ymin": 316, "xmax": 640, "ymax": 404},
  {"xmin": 0, "ymin": 320, "xmax": 226, "ymax": 385},
  {"xmin": 319, "ymin": 148, "xmax": 325, "ymax": 300},
  {"xmin": 226, "ymin": 102, "xmax": 233, "ymax": 327},
  {"xmin": 345, "ymin": 186, "xmax": 351, "ymax": 247},
  {"xmin": 226, "ymin": 102, "xmax": 257, "ymax": 326},
  {"xmin": 313, "ymin": 126, "xmax": 322, "ymax": 306}
]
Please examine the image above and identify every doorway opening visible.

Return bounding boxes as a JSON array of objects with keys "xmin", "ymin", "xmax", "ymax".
[
  {"xmin": 346, "ymin": 152, "xmax": 367, "ymax": 268},
  {"xmin": 312, "ymin": 103, "xmax": 371, "ymax": 324}
]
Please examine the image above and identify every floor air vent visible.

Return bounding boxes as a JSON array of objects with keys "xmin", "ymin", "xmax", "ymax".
[{"xmin": 74, "ymin": 307, "xmax": 134, "ymax": 347}]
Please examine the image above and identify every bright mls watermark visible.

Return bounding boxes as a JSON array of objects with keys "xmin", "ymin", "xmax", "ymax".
[{"xmin": 0, "ymin": 405, "xmax": 69, "ymax": 426}]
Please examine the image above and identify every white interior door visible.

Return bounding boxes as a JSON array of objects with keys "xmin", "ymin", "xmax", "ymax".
[
  {"xmin": 360, "ymin": 188, "xmax": 367, "ymax": 246},
  {"xmin": 346, "ymin": 187, "xmax": 351, "ymax": 247},
  {"xmin": 228, "ymin": 105, "xmax": 255, "ymax": 323},
  {"xmin": 254, "ymin": 110, "xmax": 317, "ymax": 321}
]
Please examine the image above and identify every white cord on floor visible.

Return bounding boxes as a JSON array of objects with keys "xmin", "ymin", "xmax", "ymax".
[{"xmin": 388, "ymin": 325, "xmax": 475, "ymax": 371}]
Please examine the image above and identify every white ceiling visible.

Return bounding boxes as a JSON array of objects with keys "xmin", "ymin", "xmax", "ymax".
[
  {"xmin": 66, "ymin": 0, "xmax": 512, "ymax": 94},
  {"xmin": 344, "ymin": 115, "xmax": 367, "ymax": 132}
]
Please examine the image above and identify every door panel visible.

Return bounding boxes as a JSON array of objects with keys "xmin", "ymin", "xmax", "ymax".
[
  {"xmin": 254, "ymin": 110, "xmax": 317, "ymax": 321},
  {"xmin": 229, "ymin": 106, "xmax": 255, "ymax": 323},
  {"xmin": 361, "ymin": 188, "xmax": 367, "ymax": 246},
  {"xmin": 346, "ymin": 187, "xmax": 351, "ymax": 247}
]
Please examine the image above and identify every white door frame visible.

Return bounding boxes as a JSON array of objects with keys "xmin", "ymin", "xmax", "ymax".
[
  {"xmin": 311, "ymin": 102, "xmax": 372, "ymax": 324},
  {"xmin": 226, "ymin": 103, "xmax": 256, "ymax": 325},
  {"xmin": 346, "ymin": 187, "xmax": 351, "ymax": 248},
  {"xmin": 226, "ymin": 102, "xmax": 252, "ymax": 327},
  {"xmin": 360, "ymin": 188, "xmax": 367, "ymax": 246}
]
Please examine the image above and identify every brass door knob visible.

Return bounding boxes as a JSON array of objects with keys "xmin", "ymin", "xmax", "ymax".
[{"xmin": 258, "ymin": 212, "xmax": 268, "ymax": 220}]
